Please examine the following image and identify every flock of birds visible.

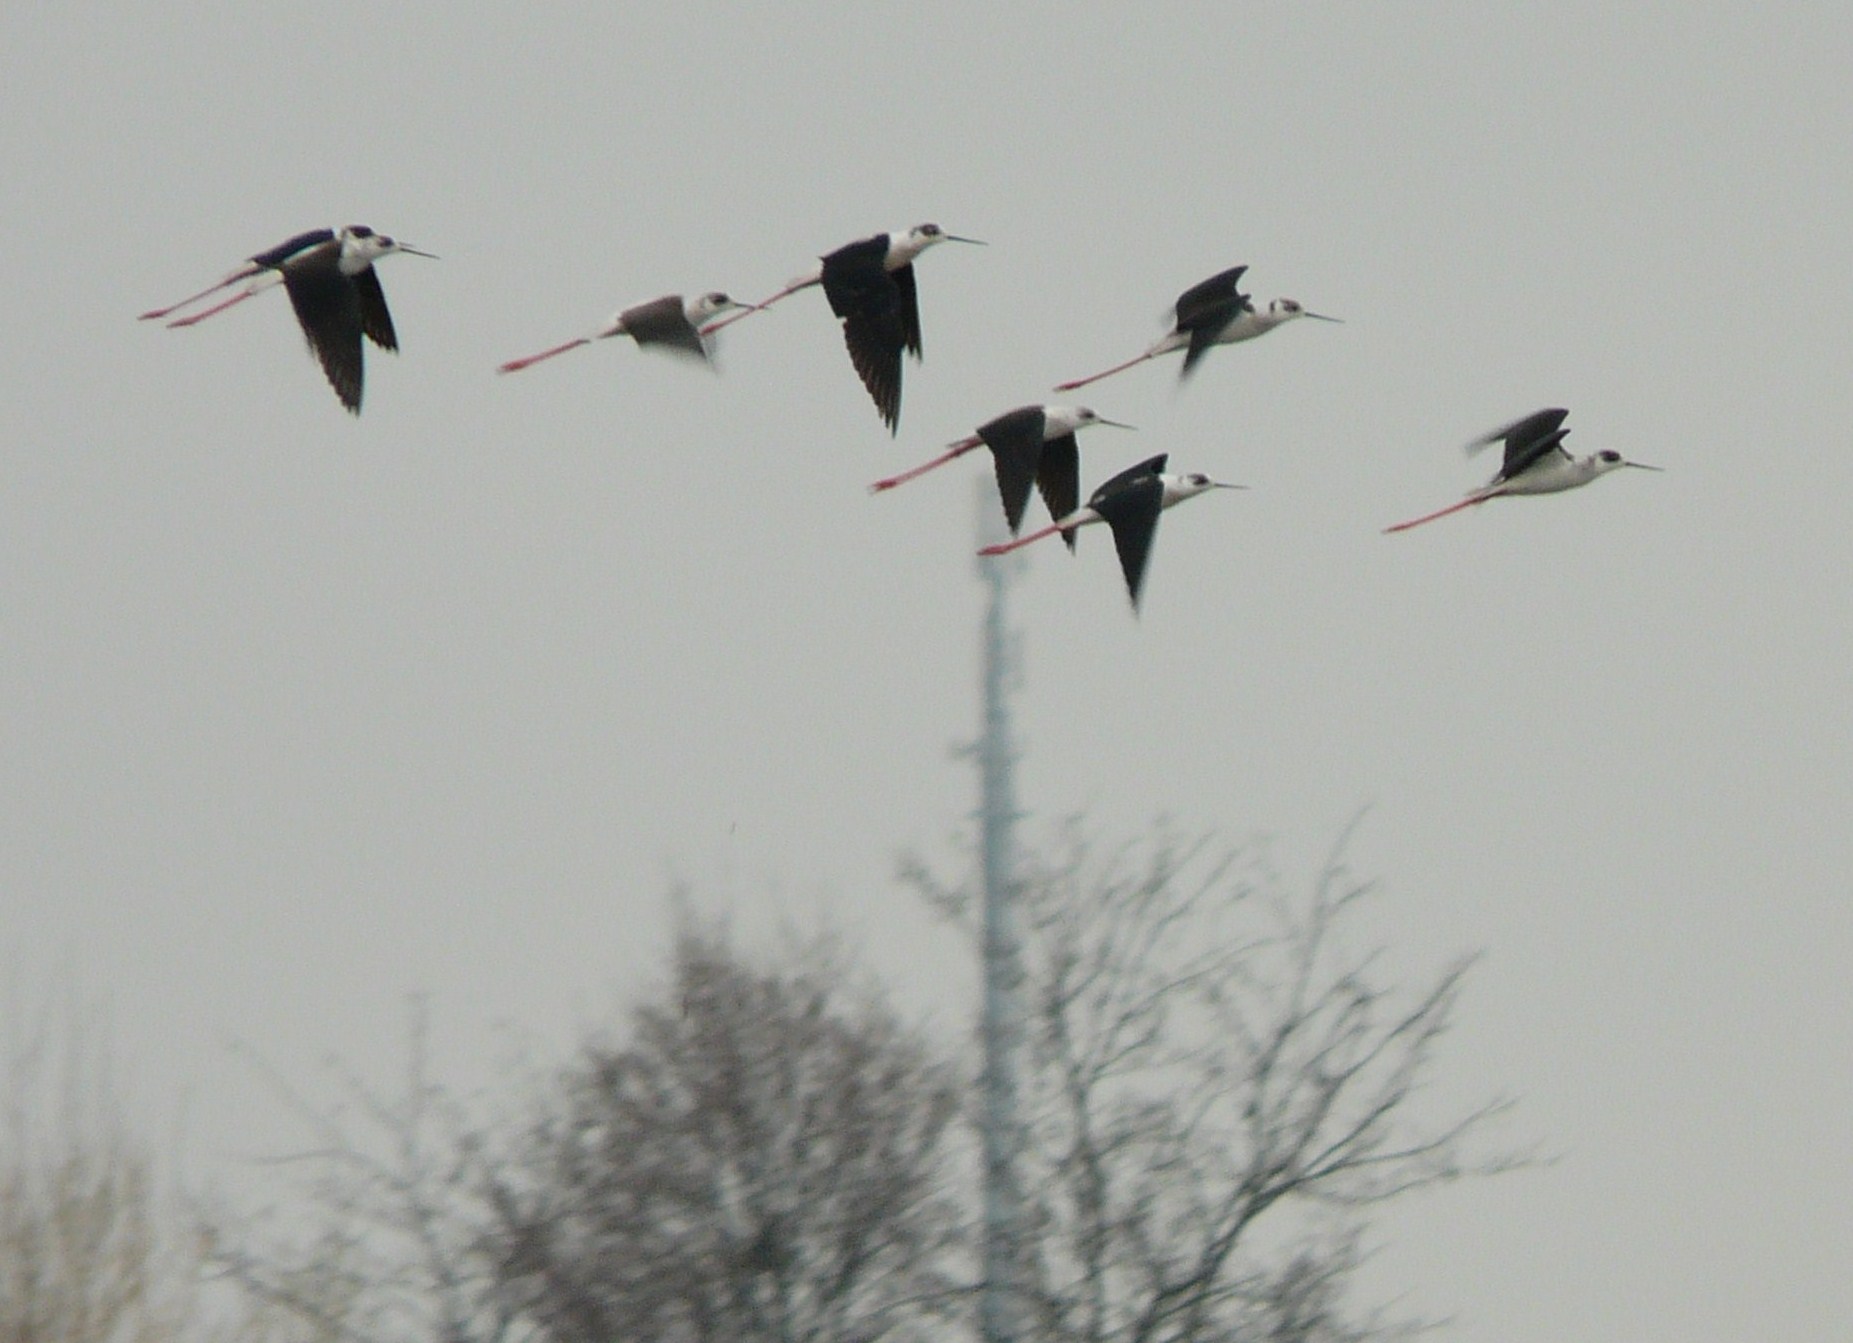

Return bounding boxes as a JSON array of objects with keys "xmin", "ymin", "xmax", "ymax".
[{"xmin": 139, "ymin": 223, "xmax": 1661, "ymax": 609}]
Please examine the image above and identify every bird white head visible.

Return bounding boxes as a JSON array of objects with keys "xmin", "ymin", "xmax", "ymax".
[
  {"xmin": 688, "ymin": 291, "xmax": 747, "ymax": 322},
  {"xmin": 1266, "ymin": 297, "xmax": 1342, "ymax": 325},
  {"xmin": 891, "ymin": 222, "xmax": 986, "ymax": 264},
  {"xmin": 1164, "ymin": 471, "xmax": 1246, "ymax": 503},
  {"xmin": 1589, "ymin": 448, "xmax": 1664, "ymax": 476},
  {"xmin": 1046, "ymin": 404, "xmax": 1137, "ymax": 435},
  {"xmin": 337, "ymin": 225, "xmax": 437, "ymax": 273}
]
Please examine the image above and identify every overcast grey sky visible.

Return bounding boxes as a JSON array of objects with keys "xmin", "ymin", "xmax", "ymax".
[{"xmin": 3, "ymin": 4, "xmax": 1850, "ymax": 1338}]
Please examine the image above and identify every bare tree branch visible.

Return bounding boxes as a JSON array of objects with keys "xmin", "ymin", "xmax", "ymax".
[
  {"xmin": 206, "ymin": 998, "xmax": 528, "ymax": 1343},
  {"xmin": 1, "ymin": 993, "xmax": 220, "ymax": 1343},
  {"xmin": 907, "ymin": 815, "xmax": 1523, "ymax": 1343},
  {"xmin": 479, "ymin": 917, "xmax": 968, "ymax": 1343}
]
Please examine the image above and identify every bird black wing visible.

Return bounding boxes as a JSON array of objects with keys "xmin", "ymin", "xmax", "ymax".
[
  {"xmin": 1090, "ymin": 473, "xmax": 1168, "ymax": 610},
  {"xmin": 622, "ymin": 295, "xmax": 707, "ymax": 360},
  {"xmin": 282, "ymin": 249, "xmax": 366, "ymax": 413},
  {"xmin": 1036, "ymin": 434, "xmax": 1080, "ymax": 551},
  {"xmin": 822, "ymin": 236, "xmax": 907, "ymax": 432},
  {"xmin": 1467, "ymin": 408, "xmax": 1572, "ymax": 480},
  {"xmin": 1179, "ymin": 298, "xmax": 1248, "ymax": 377},
  {"xmin": 892, "ymin": 262, "xmax": 923, "ymax": 358},
  {"xmin": 1173, "ymin": 266, "xmax": 1249, "ymax": 328},
  {"xmin": 1500, "ymin": 428, "xmax": 1570, "ymax": 482},
  {"xmin": 352, "ymin": 265, "xmax": 399, "ymax": 352},
  {"xmin": 976, "ymin": 406, "xmax": 1047, "ymax": 535},
  {"xmin": 1088, "ymin": 454, "xmax": 1168, "ymax": 506},
  {"xmin": 249, "ymin": 229, "xmax": 337, "ymax": 270},
  {"xmin": 839, "ymin": 308, "xmax": 906, "ymax": 431},
  {"xmin": 820, "ymin": 234, "xmax": 892, "ymax": 312}
]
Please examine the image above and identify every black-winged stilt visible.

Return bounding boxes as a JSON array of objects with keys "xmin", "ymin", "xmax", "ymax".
[
  {"xmin": 140, "ymin": 225, "xmax": 435, "ymax": 413},
  {"xmin": 497, "ymin": 292, "xmax": 752, "ymax": 374},
  {"xmin": 1054, "ymin": 265, "xmax": 1338, "ymax": 392},
  {"xmin": 979, "ymin": 453, "xmax": 1242, "ymax": 610},
  {"xmin": 870, "ymin": 403, "xmax": 1133, "ymax": 542},
  {"xmin": 1383, "ymin": 407, "xmax": 1662, "ymax": 533},
  {"xmin": 704, "ymin": 224, "xmax": 983, "ymax": 433}
]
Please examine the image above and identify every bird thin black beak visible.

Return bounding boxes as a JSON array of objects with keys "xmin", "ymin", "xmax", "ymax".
[
  {"xmin": 1211, "ymin": 482, "xmax": 1248, "ymax": 490},
  {"xmin": 398, "ymin": 245, "xmax": 440, "ymax": 259},
  {"xmin": 1624, "ymin": 461, "xmax": 1664, "ymax": 471},
  {"xmin": 945, "ymin": 235, "xmax": 987, "ymax": 245},
  {"xmin": 1097, "ymin": 417, "xmax": 1136, "ymax": 430},
  {"xmin": 1303, "ymin": 310, "xmax": 1342, "ymax": 322}
]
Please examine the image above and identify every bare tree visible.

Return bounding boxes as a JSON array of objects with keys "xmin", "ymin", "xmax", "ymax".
[
  {"xmin": 908, "ymin": 816, "xmax": 1519, "ymax": 1343},
  {"xmin": 205, "ymin": 998, "xmax": 525, "ymax": 1343},
  {"xmin": 209, "ymin": 925, "xmax": 967, "ymax": 1343},
  {"xmin": 481, "ymin": 919, "xmax": 967, "ymax": 1343},
  {"xmin": 216, "ymin": 819, "xmax": 1505, "ymax": 1343},
  {"xmin": 0, "ymin": 996, "xmax": 212, "ymax": 1343}
]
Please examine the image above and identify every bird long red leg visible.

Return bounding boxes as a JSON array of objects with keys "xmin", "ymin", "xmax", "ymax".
[
  {"xmin": 164, "ymin": 275, "xmax": 280, "ymax": 328},
  {"xmin": 1382, "ymin": 493, "xmax": 1494, "ymax": 534},
  {"xmin": 138, "ymin": 266, "xmax": 258, "ymax": 321},
  {"xmin": 497, "ymin": 337, "xmax": 592, "ymax": 374},
  {"xmin": 1053, "ymin": 350, "xmax": 1155, "ymax": 392},
  {"xmin": 979, "ymin": 521, "xmax": 1067, "ymax": 556},
  {"xmin": 868, "ymin": 437, "xmax": 983, "ymax": 493}
]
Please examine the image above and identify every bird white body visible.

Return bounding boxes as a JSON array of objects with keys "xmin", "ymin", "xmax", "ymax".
[
  {"xmin": 1054, "ymin": 266, "xmax": 1339, "ymax": 393},
  {"xmin": 1383, "ymin": 408, "xmax": 1662, "ymax": 533},
  {"xmin": 1142, "ymin": 298, "xmax": 1317, "ymax": 358},
  {"xmin": 143, "ymin": 225, "xmax": 433, "ymax": 322},
  {"xmin": 1480, "ymin": 448, "xmax": 1630, "ymax": 498},
  {"xmin": 497, "ymin": 291, "xmax": 748, "ymax": 374},
  {"xmin": 1053, "ymin": 471, "xmax": 1231, "ymax": 534},
  {"xmin": 600, "ymin": 291, "xmax": 744, "ymax": 341}
]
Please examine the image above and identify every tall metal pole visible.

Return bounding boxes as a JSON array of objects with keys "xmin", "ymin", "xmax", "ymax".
[{"xmin": 975, "ymin": 482, "xmax": 1028, "ymax": 1343}]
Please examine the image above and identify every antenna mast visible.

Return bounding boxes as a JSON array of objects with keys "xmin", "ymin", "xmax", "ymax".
[{"xmin": 975, "ymin": 483, "xmax": 1029, "ymax": 1343}]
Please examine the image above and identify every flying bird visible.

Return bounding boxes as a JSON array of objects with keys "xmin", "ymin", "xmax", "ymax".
[
  {"xmin": 140, "ymin": 225, "xmax": 435, "ymax": 413},
  {"xmin": 497, "ymin": 292, "xmax": 753, "ymax": 374},
  {"xmin": 704, "ymin": 223, "xmax": 984, "ymax": 433},
  {"xmin": 870, "ymin": 403, "xmax": 1134, "ymax": 541},
  {"xmin": 1054, "ymin": 265, "xmax": 1339, "ymax": 392},
  {"xmin": 1383, "ymin": 407, "xmax": 1663, "ymax": 533},
  {"xmin": 980, "ymin": 453, "xmax": 1243, "ymax": 610}
]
